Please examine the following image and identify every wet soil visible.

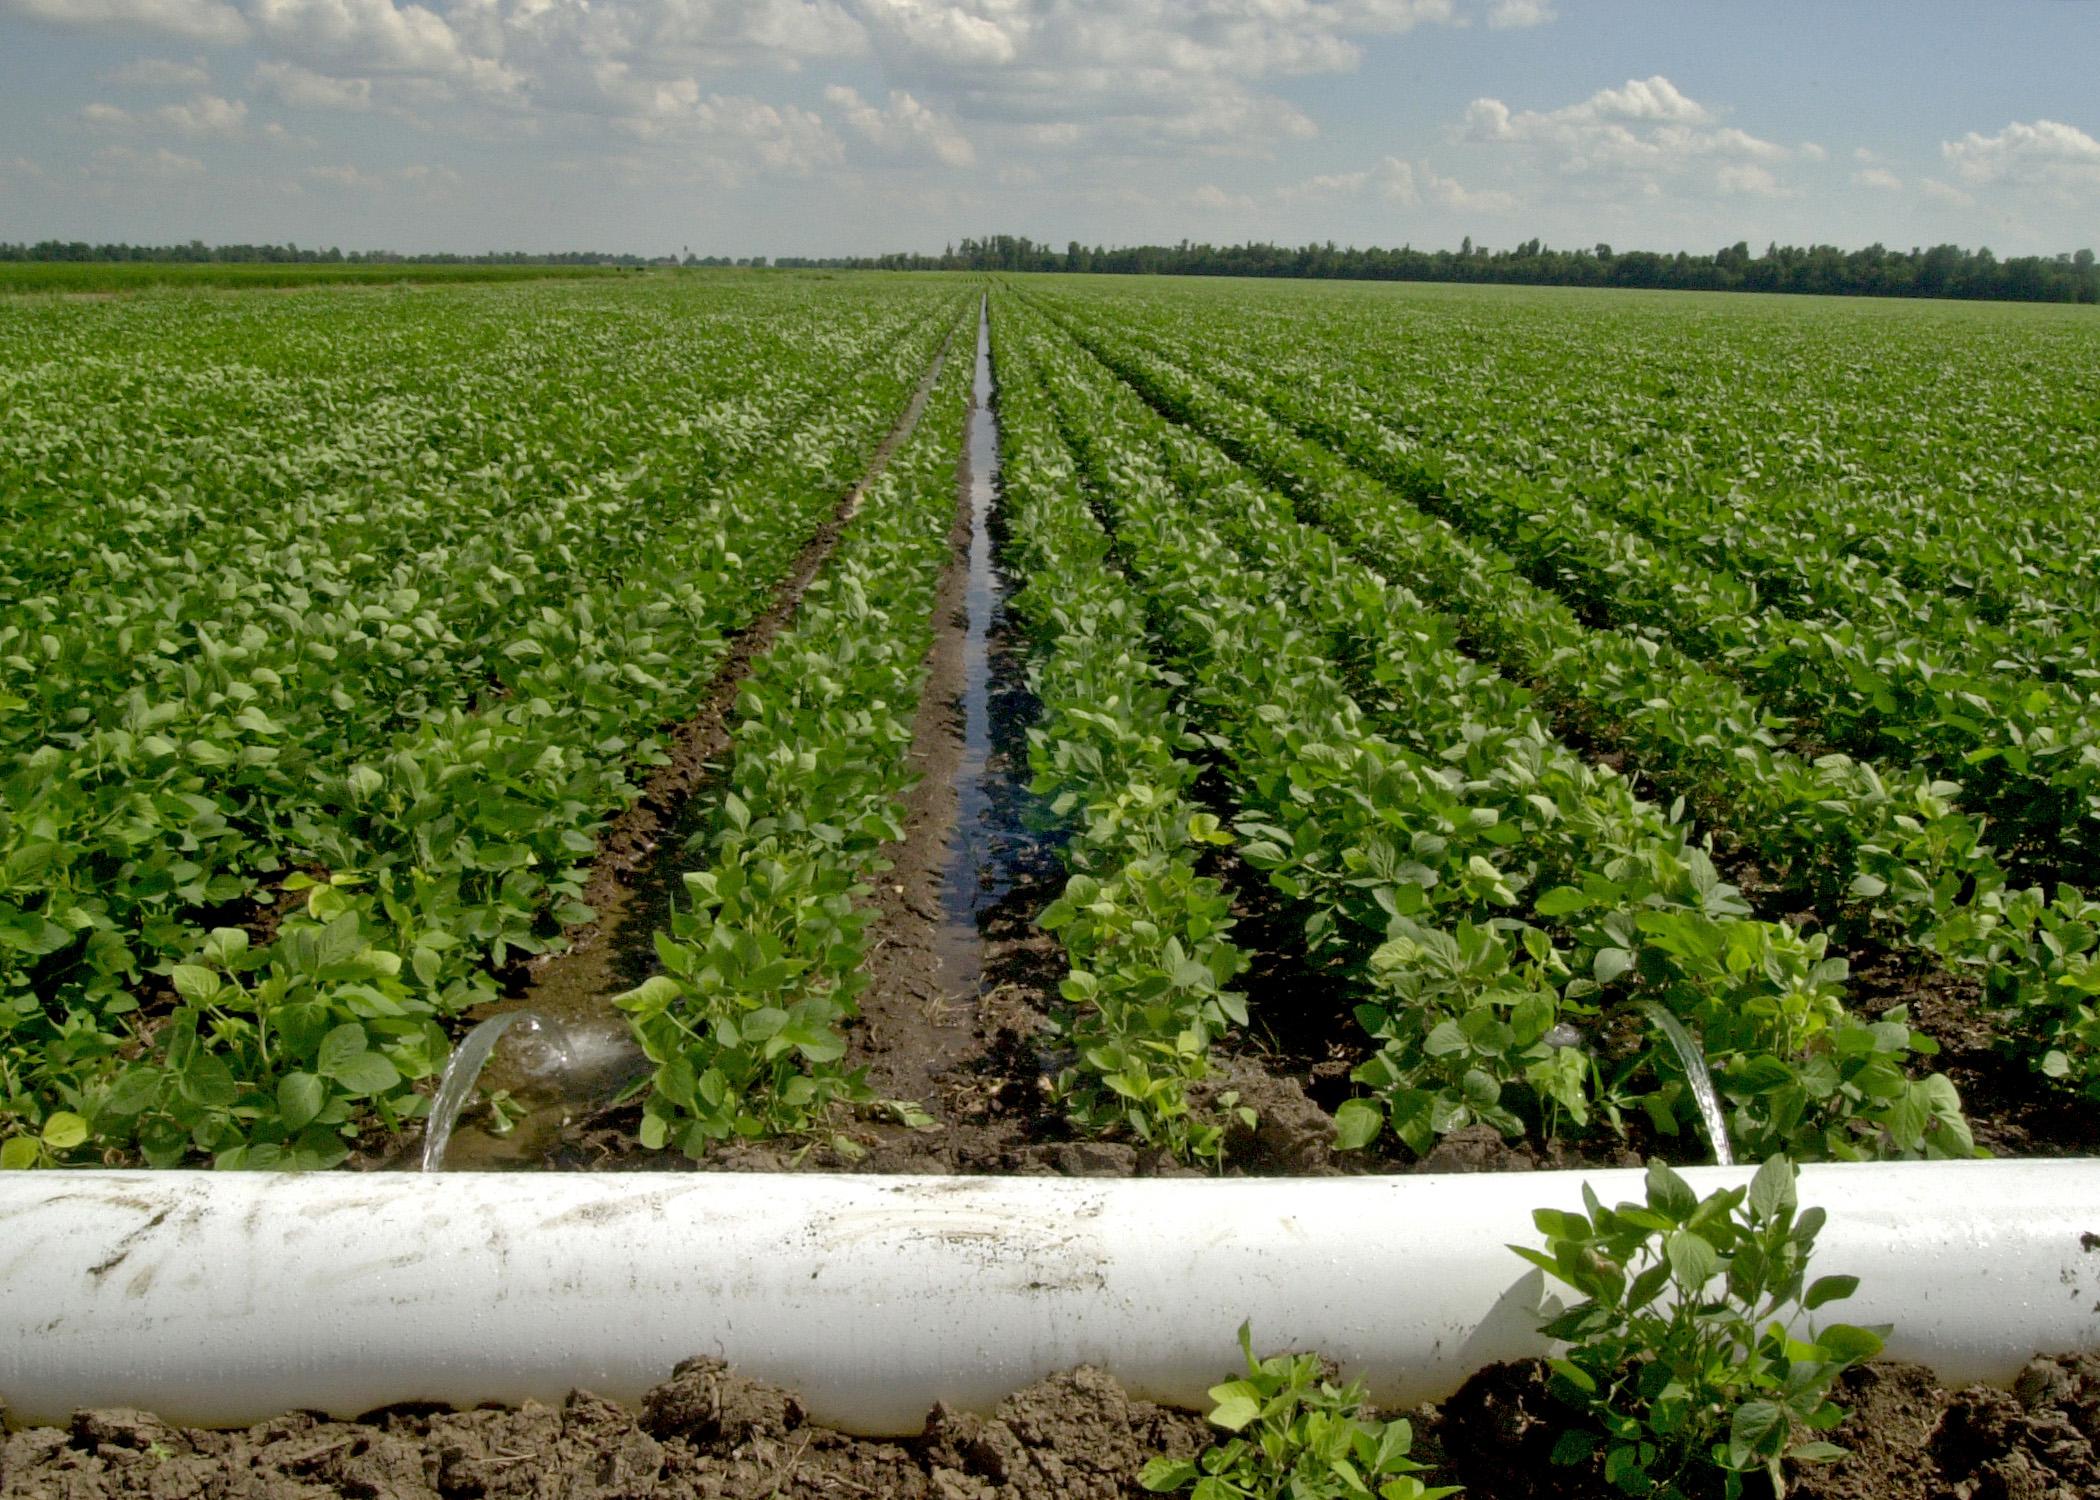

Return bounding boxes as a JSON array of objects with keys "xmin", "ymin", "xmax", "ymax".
[
  {"xmin": 402, "ymin": 324, "xmax": 964, "ymax": 1169},
  {"xmin": 11, "ymin": 1354, "xmax": 2098, "ymax": 1500},
  {"xmin": 1422, "ymin": 1354, "xmax": 2100, "ymax": 1500},
  {"xmin": 510, "ymin": 326, "xmax": 962, "ymax": 1030}
]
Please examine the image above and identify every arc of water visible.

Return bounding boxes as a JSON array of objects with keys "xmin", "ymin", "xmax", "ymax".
[
  {"xmin": 1634, "ymin": 1000, "xmax": 1734, "ymax": 1167},
  {"xmin": 420, "ymin": 1011, "xmax": 570, "ymax": 1172}
]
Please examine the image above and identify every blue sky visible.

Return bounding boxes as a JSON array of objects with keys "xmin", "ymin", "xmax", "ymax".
[{"xmin": 2, "ymin": 0, "xmax": 2096, "ymax": 257}]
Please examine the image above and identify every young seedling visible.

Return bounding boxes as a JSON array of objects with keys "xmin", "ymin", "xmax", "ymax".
[
  {"xmin": 1514, "ymin": 1156, "xmax": 1884, "ymax": 1498},
  {"xmin": 1140, "ymin": 1322, "xmax": 1458, "ymax": 1500}
]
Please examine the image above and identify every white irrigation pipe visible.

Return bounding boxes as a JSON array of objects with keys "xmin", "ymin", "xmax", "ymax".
[{"xmin": 2, "ymin": 1161, "xmax": 2096, "ymax": 1433}]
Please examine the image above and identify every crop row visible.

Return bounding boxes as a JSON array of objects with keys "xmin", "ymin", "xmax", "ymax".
[
  {"xmin": 618, "ymin": 305, "xmax": 978, "ymax": 1158},
  {"xmin": 998, "ymin": 294, "xmax": 1972, "ymax": 1163},
  {"xmin": 0, "ymin": 281, "xmax": 970, "ymax": 1165},
  {"xmin": 990, "ymin": 304, "xmax": 1251, "ymax": 1160},
  {"xmin": 1020, "ymin": 288, "xmax": 2100, "ymax": 1110},
  {"xmin": 1046, "ymin": 292, "xmax": 2100, "ymax": 891}
]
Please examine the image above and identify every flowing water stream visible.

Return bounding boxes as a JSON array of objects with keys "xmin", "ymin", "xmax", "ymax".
[
  {"xmin": 939, "ymin": 296, "xmax": 1007, "ymax": 947},
  {"xmin": 1635, "ymin": 1000, "xmax": 1734, "ymax": 1166}
]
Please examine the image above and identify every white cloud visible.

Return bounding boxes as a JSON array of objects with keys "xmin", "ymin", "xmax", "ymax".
[
  {"xmin": 247, "ymin": 0, "xmax": 465, "ymax": 74},
  {"xmin": 1797, "ymin": 141, "xmax": 1826, "ymax": 162},
  {"xmin": 1281, "ymin": 154, "xmax": 1509, "ymax": 211},
  {"xmin": 826, "ymin": 84, "xmax": 974, "ymax": 166},
  {"xmin": 1187, "ymin": 182, "xmax": 1255, "ymax": 212},
  {"xmin": 2, "ymin": 0, "xmax": 246, "ymax": 44},
  {"xmin": 304, "ymin": 162, "xmax": 386, "ymax": 188},
  {"xmin": 1425, "ymin": 163, "xmax": 1514, "ymax": 211},
  {"xmin": 1852, "ymin": 166, "xmax": 1903, "ymax": 192},
  {"xmin": 1485, "ymin": 0, "xmax": 1554, "ymax": 28},
  {"xmin": 254, "ymin": 58, "xmax": 373, "ymax": 110},
  {"xmin": 159, "ymin": 92, "xmax": 248, "ymax": 133},
  {"xmin": 1919, "ymin": 176, "xmax": 1975, "ymax": 208},
  {"xmin": 1, "ymin": 155, "xmax": 44, "ymax": 178},
  {"xmin": 1716, "ymin": 162, "xmax": 1782, "ymax": 197},
  {"xmin": 102, "ymin": 55, "xmax": 212, "ymax": 88},
  {"xmin": 605, "ymin": 81, "xmax": 843, "ymax": 176},
  {"xmin": 80, "ymin": 92, "xmax": 247, "ymax": 134},
  {"xmin": 848, "ymin": 0, "xmax": 1461, "ymax": 157},
  {"xmin": 1460, "ymin": 75, "xmax": 1793, "ymax": 199},
  {"xmin": 1942, "ymin": 118, "xmax": 2100, "ymax": 195},
  {"xmin": 88, "ymin": 144, "xmax": 206, "ymax": 177}
]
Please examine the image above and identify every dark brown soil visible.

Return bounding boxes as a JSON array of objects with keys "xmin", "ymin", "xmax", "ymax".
[
  {"xmin": 0, "ymin": 1362, "xmax": 1207, "ymax": 1500},
  {"xmin": 510, "ymin": 326, "xmax": 962, "ymax": 1032},
  {"xmin": 1419, "ymin": 1354, "xmax": 2100, "ymax": 1500},
  {"xmin": 1846, "ymin": 947, "xmax": 2100, "ymax": 1161},
  {"xmin": 12, "ymin": 1355, "xmax": 2099, "ymax": 1500}
]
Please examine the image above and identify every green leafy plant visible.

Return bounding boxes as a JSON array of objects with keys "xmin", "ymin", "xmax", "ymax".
[
  {"xmin": 1139, "ymin": 1322, "xmax": 1458, "ymax": 1500},
  {"xmin": 1514, "ymin": 1157, "xmax": 1884, "ymax": 1498}
]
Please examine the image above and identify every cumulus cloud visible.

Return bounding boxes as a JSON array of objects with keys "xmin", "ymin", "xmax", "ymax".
[
  {"xmin": 1460, "ymin": 74, "xmax": 1792, "ymax": 199},
  {"xmin": 81, "ymin": 92, "xmax": 248, "ymax": 134},
  {"xmin": 1942, "ymin": 118, "xmax": 2100, "ymax": 195},
  {"xmin": 1485, "ymin": 0, "xmax": 1554, "ymax": 28},
  {"xmin": 254, "ymin": 58, "xmax": 373, "ymax": 109},
  {"xmin": 848, "ymin": 0, "xmax": 1461, "ymax": 156},
  {"xmin": 102, "ymin": 55, "xmax": 213, "ymax": 88},
  {"xmin": 1187, "ymin": 182, "xmax": 1255, "ymax": 212},
  {"xmin": 1919, "ymin": 177, "xmax": 1975, "ymax": 208},
  {"xmin": 1282, "ymin": 154, "xmax": 1510, "ymax": 212},
  {"xmin": 3, "ymin": 0, "xmax": 247, "ymax": 44},
  {"xmin": 826, "ymin": 84, "xmax": 974, "ymax": 166},
  {"xmin": 89, "ymin": 143, "xmax": 207, "ymax": 177},
  {"xmin": 1424, "ymin": 162, "xmax": 1514, "ymax": 210},
  {"xmin": 1716, "ymin": 162, "xmax": 1782, "ymax": 197},
  {"xmin": 1852, "ymin": 166, "xmax": 1903, "ymax": 191}
]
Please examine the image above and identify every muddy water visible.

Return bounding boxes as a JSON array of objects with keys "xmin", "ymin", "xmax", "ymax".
[{"xmin": 940, "ymin": 298, "xmax": 1007, "ymax": 956}]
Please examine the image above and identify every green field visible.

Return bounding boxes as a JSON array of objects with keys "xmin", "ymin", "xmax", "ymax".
[
  {"xmin": 0, "ymin": 260, "xmax": 633, "ymax": 294},
  {"xmin": 2, "ymin": 272, "xmax": 2095, "ymax": 1171}
]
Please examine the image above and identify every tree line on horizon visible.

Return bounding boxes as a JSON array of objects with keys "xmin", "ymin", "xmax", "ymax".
[
  {"xmin": 779, "ymin": 234, "xmax": 2100, "ymax": 304},
  {"xmin": 7, "ymin": 234, "xmax": 2097, "ymax": 303}
]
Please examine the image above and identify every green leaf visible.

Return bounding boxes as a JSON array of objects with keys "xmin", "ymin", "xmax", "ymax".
[
  {"xmin": 328, "ymin": 1051, "xmax": 401, "ymax": 1097},
  {"xmin": 1665, "ymin": 1227, "xmax": 1719, "ymax": 1289},
  {"xmin": 0, "ymin": 1137, "xmax": 39, "ymax": 1171},
  {"xmin": 1207, "ymin": 1380, "xmax": 1264, "ymax": 1432},
  {"xmin": 1802, "ymin": 1274, "xmax": 1859, "ymax": 1310},
  {"xmin": 1334, "ymin": 1098, "xmax": 1384, "ymax": 1151},
  {"xmin": 1815, "ymin": 1323, "xmax": 1886, "ymax": 1365},
  {"xmin": 40, "ymin": 1112, "xmax": 89, "ymax": 1151},
  {"xmin": 1535, "ymin": 885, "xmax": 1589, "ymax": 917},
  {"xmin": 1593, "ymin": 947, "xmax": 1635, "ymax": 984},
  {"xmin": 277, "ymin": 1072, "xmax": 326, "ymax": 1132},
  {"xmin": 1747, "ymin": 1155, "xmax": 1795, "ymax": 1220},
  {"xmin": 1726, "ymin": 1399, "xmax": 1785, "ymax": 1464},
  {"xmin": 316, "ymin": 1023, "xmax": 370, "ymax": 1077},
  {"xmin": 170, "ymin": 964, "xmax": 221, "ymax": 1003},
  {"xmin": 1139, "ymin": 1457, "xmax": 1198, "ymax": 1491}
]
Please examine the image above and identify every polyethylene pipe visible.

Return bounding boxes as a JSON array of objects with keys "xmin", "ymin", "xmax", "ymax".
[{"xmin": 2, "ymin": 1161, "xmax": 2096, "ymax": 1433}]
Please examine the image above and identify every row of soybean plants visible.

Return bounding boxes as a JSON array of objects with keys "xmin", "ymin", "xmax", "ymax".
[
  {"xmin": 0, "ymin": 279, "xmax": 970, "ymax": 1168},
  {"xmin": 1206, "ymin": 309, "xmax": 2100, "ymax": 893},
  {"xmin": 615, "ymin": 305, "xmax": 979, "ymax": 1161},
  {"xmin": 997, "ymin": 291, "xmax": 1970, "ymax": 1165},
  {"xmin": 1027, "ymin": 287, "xmax": 2098, "ymax": 1111},
  {"xmin": 1134, "ymin": 282, "xmax": 2099, "ymax": 643}
]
